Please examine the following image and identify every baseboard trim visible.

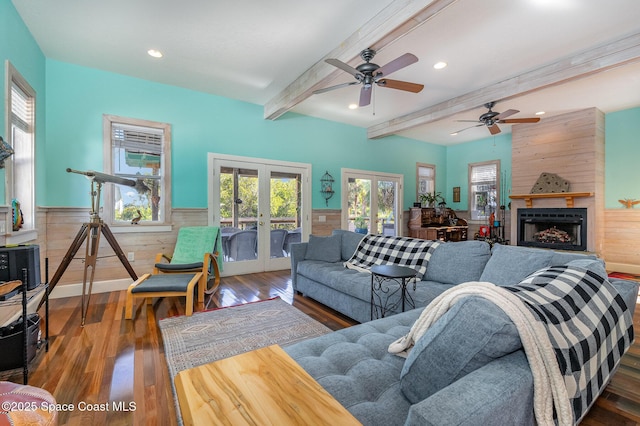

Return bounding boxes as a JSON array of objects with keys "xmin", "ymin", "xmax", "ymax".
[
  {"xmin": 607, "ymin": 262, "xmax": 640, "ymax": 275},
  {"xmin": 50, "ymin": 278, "xmax": 133, "ymax": 299}
]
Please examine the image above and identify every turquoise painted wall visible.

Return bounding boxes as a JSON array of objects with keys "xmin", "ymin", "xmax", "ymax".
[
  {"xmin": 445, "ymin": 133, "xmax": 512, "ymax": 211},
  {"xmin": 0, "ymin": 0, "xmax": 46, "ymax": 205},
  {"xmin": 45, "ymin": 59, "xmax": 446, "ymax": 210},
  {"xmin": 605, "ymin": 107, "xmax": 640, "ymax": 208}
]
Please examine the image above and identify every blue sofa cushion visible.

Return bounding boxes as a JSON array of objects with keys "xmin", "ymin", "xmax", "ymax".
[
  {"xmin": 479, "ymin": 244, "xmax": 553, "ymax": 286},
  {"xmin": 400, "ymin": 297, "xmax": 522, "ymax": 404},
  {"xmin": 304, "ymin": 234, "xmax": 342, "ymax": 262},
  {"xmin": 424, "ymin": 241, "xmax": 491, "ymax": 284},
  {"xmin": 332, "ymin": 229, "xmax": 366, "ymax": 261}
]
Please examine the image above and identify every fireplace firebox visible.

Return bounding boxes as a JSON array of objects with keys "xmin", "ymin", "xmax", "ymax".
[{"xmin": 517, "ymin": 208, "xmax": 587, "ymax": 251}]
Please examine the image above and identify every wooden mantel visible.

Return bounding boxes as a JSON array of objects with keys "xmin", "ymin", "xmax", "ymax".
[{"xmin": 509, "ymin": 192, "xmax": 594, "ymax": 208}]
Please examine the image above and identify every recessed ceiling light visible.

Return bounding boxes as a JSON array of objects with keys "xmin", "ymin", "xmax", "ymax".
[
  {"xmin": 450, "ymin": 132, "xmax": 458, "ymax": 136},
  {"xmin": 433, "ymin": 61, "xmax": 448, "ymax": 70},
  {"xmin": 348, "ymin": 103, "xmax": 358, "ymax": 110},
  {"xmin": 147, "ymin": 49, "xmax": 163, "ymax": 58},
  {"xmin": 535, "ymin": 111, "xmax": 546, "ymax": 115}
]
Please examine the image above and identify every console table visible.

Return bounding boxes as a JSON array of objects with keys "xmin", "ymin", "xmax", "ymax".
[{"xmin": 174, "ymin": 344, "xmax": 361, "ymax": 425}]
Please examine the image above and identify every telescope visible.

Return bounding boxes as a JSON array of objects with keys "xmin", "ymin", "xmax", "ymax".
[{"xmin": 66, "ymin": 168, "xmax": 136, "ymax": 187}]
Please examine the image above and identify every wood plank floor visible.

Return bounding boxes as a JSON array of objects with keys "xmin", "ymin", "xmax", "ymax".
[{"xmin": 3, "ymin": 270, "xmax": 639, "ymax": 425}]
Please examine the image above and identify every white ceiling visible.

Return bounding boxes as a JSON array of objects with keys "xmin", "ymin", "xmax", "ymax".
[{"xmin": 12, "ymin": 0, "xmax": 640, "ymax": 145}]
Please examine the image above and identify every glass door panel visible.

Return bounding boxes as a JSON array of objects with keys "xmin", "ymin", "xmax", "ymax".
[
  {"xmin": 267, "ymin": 170, "xmax": 303, "ymax": 270},
  {"xmin": 219, "ymin": 166, "xmax": 260, "ymax": 267},
  {"xmin": 377, "ymin": 180, "xmax": 398, "ymax": 236},
  {"xmin": 347, "ymin": 177, "xmax": 371, "ymax": 233}
]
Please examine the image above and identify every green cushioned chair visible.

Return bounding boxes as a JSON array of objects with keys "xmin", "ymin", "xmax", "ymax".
[{"xmin": 152, "ymin": 226, "xmax": 222, "ymax": 302}]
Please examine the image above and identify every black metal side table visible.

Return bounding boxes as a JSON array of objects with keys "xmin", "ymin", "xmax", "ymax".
[{"xmin": 370, "ymin": 264, "xmax": 418, "ymax": 320}]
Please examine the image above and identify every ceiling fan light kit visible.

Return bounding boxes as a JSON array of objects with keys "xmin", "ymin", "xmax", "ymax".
[
  {"xmin": 452, "ymin": 101, "xmax": 541, "ymax": 135},
  {"xmin": 314, "ymin": 48, "xmax": 424, "ymax": 107}
]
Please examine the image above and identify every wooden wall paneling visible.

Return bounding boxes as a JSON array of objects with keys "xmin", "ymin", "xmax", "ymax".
[
  {"xmin": 311, "ymin": 210, "xmax": 341, "ymax": 236},
  {"xmin": 603, "ymin": 209, "xmax": 640, "ymax": 273},
  {"xmin": 511, "ymin": 108, "xmax": 604, "ymax": 254}
]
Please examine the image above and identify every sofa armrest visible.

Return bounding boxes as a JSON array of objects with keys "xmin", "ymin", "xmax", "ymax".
[
  {"xmin": 404, "ymin": 350, "xmax": 534, "ymax": 426},
  {"xmin": 289, "ymin": 242, "xmax": 308, "ymax": 292}
]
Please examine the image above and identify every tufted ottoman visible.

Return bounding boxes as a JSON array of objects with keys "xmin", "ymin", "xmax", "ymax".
[
  {"xmin": 284, "ymin": 309, "xmax": 421, "ymax": 425},
  {"xmin": 0, "ymin": 381, "xmax": 57, "ymax": 426}
]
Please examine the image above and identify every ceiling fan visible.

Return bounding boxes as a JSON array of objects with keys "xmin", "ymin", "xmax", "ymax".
[
  {"xmin": 453, "ymin": 102, "xmax": 541, "ymax": 135},
  {"xmin": 313, "ymin": 48, "xmax": 424, "ymax": 107}
]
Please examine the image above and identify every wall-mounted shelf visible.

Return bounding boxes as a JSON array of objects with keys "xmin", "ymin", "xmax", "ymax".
[{"xmin": 509, "ymin": 192, "xmax": 594, "ymax": 208}]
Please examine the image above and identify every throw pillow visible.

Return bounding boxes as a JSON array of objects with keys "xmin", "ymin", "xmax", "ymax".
[
  {"xmin": 400, "ymin": 297, "xmax": 522, "ymax": 404},
  {"xmin": 479, "ymin": 244, "xmax": 553, "ymax": 286},
  {"xmin": 332, "ymin": 229, "xmax": 366, "ymax": 261},
  {"xmin": 566, "ymin": 258, "xmax": 607, "ymax": 278},
  {"xmin": 304, "ymin": 234, "xmax": 342, "ymax": 263}
]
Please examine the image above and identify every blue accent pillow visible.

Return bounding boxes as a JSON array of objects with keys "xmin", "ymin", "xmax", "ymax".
[
  {"xmin": 400, "ymin": 297, "xmax": 522, "ymax": 404},
  {"xmin": 304, "ymin": 234, "xmax": 342, "ymax": 263},
  {"xmin": 479, "ymin": 244, "xmax": 553, "ymax": 286},
  {"xmin": 331, "ymin": 229, "xmax": 365, "ymax": 260}
]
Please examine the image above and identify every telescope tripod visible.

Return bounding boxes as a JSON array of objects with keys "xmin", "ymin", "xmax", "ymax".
[{"xmin": 44, "ymin": 174, "xmax": 138, "ymax": 325}]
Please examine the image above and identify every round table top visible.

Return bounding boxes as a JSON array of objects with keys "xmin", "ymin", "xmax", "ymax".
[{"xmin": 370, "ymin": 264, "xmax": 418, "ymax": 279}]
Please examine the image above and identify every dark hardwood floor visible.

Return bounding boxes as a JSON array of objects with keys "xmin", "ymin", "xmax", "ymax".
[{"xmin": 3, "ymin": 270, "xmax": 639, "ymax": 425}]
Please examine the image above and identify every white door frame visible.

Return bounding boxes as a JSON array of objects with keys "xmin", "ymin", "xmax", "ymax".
[
  {"xmin": 208, "ymin": 153, "xmax": 311, "ymax": 276},
  {"xmin": 341, "ymin": 168, "xmax": 404, "ymax": 235}
]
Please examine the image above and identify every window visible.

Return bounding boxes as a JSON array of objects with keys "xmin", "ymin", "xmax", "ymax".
[
  {"xmin": 103, "ymin": 115, "xmax": 171, "ymax": 226},
  {"xmin": 6, "ymin": 61, "xmax": 36, "ymax": 232},
  {"xmin": 469, "ymin": 160, "xmax": 500, "ymax": 221},
  {"xmin": 416, "ymin": 163, "xmax": 435, "ymax": 202}
]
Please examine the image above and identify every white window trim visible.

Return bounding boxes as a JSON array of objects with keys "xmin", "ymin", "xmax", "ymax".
[
  {"xmin": 416, "ymin": 162, "xmax": 436, "ymax": 204},
  {"xmin": 4, "ymin": 61, "xmax": 37, "ymax": 241},
  {"xmin": 103, "ymin": 115, "xmax": 172, "ymax": 230}
]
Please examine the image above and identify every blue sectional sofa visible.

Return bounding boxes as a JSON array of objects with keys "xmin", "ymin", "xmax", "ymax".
[{"xmin": 287, "ymin": 230, "xmax": 639, "ymax": 425}]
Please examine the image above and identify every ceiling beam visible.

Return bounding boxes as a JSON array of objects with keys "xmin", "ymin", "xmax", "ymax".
[
  {"xmin": 263, "ymin": 0, "xmax": 458, "ymax": 120},
  {"xmin": 368, "ymin": 31, "xmax": 640, "ymax": 139}
]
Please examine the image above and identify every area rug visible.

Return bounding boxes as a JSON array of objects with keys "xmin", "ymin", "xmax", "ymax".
[{"xmin": 159, "ymin": 297, "xmax": 332, "ymax": 423}]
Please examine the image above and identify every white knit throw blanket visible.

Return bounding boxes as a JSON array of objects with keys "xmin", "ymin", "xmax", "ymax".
[{"xmin": 388, "ymin": 281, "xmax": 573, "ymax": 426}]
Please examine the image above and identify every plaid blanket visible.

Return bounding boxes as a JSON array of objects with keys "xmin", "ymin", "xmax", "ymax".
[
  {"xmin": 389, "ymin": 265, "xmax": 634, "ymax": 425},
  {"xmin": 507, "ymin": 265, "xmax": 634, "ymax": 424},
  {"xmin": 345, "ymin": 234, "xmax": 440, "ymax": 279}
]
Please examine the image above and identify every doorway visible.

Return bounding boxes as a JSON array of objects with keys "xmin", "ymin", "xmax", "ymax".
[
  {"xmin": 208, "ymin": 154, "xmax": 311, "ymax": 275},
  {"xmin": 341, "ymin": 169, "xmax": 403, "ymax": 236}
]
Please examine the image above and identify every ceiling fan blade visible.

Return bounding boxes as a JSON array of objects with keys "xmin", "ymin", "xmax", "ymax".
[
  {"xmin": 325, "ymin": 58, "xmax": 361, "ymax": 78},
  {"xmin": 456, "ymin": 119, "xmax": 483, "ymax": 123},
  {"xmin": 494, "ymin": 109, "xmax": 519, "ymax": 120},
  {"xmin": 375, "ymin": 53, "xmax": 418, "ymax": 78},
  {"xmin": 313, "ymin": 81, "xmax": 359, "ymax": 95},
  {"xmin": 499, "ymin": 117, "xmax": 541, "ymax": 124},
  {"xmin": 452, "ymin": 124, "xmax": 484, "ymax": 134},
  {"xmin": 359, "ymin": 86, "xmax": 372, "ymax": 107},
  {"xmin": 377, "ymin": 79, "xmax": 424, "ymax": 93},
  {"xmin": 488, "ymin": 124, "xmax": 501, "ymax": 135}
]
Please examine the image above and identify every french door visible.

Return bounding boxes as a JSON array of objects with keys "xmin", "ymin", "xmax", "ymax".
[
  {"xmin": 341, "ymin": 169, "xmax": 403, "ymax": 236},
  {"xmin": 208, "ymin": 154, "xmax": 311, "ymax": 276}
]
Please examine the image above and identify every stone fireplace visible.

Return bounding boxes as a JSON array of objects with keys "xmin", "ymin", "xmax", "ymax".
[{"xmin": 517, "ymin": 208, "xmax": 587, "ymax": 251}]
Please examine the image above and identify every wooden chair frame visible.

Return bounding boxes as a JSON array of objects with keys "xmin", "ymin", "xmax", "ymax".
[{"xmin": 125, "ymin": 272, "xmax": 204, "ymax": 319}]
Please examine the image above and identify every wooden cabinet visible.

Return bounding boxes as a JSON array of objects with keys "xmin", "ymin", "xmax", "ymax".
[{"xmin": 408, "ymin": 207, "xmax": 468, "ymax": 242}]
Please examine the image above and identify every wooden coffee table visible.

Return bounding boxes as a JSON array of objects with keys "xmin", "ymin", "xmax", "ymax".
[{"xmin": 174, "ymin": 344, "xmax": 361, "ymax": 425}]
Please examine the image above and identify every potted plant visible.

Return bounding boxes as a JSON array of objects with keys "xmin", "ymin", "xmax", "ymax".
[
  {"xmin": 354, "ymin": 217, "xmax": 368, "ymax": 234},
  {"xmin": 419, "ymin": 191, "xmax": 444, "ymax": 208}
]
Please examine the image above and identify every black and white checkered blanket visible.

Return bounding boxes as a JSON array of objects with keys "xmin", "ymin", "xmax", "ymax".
[
  {"xmin": 506, "ymin": 265, "xmax": 634, "ymax": 424},
  {"xmin": 345, "ymin": 234, "xmax": 440, "ymax": 279},
  {"xmin": 388, "ymin": 265, "xmax": 634, "ymax": 425}
]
